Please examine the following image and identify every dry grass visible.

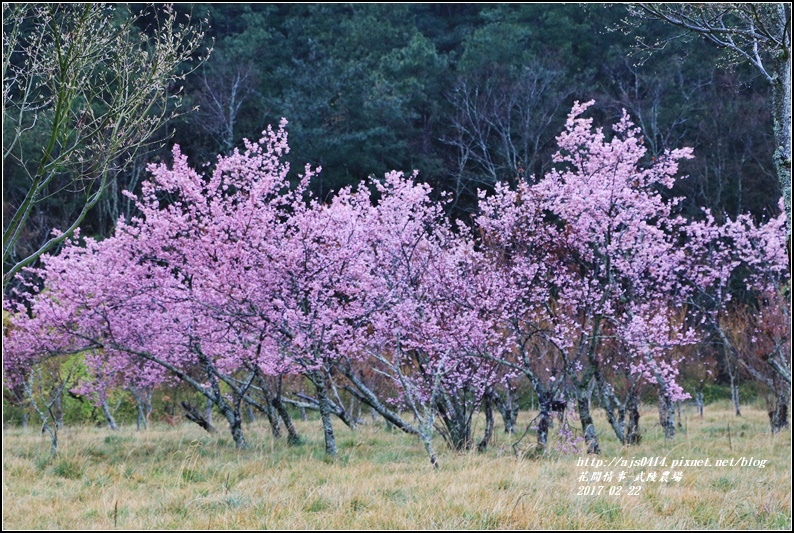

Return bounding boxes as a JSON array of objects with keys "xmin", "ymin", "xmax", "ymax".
[{"xmin": 3, "ymin": 401, "xmax": 791, "ymax": 529}]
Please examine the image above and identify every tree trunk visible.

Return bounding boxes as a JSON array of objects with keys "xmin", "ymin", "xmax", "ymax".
[
  {"xmin": 197, "ymin": 352, "xmax": 246, "ymax": 448},
  {"xmin": 182, "ymin": 401, "xmax": 217, "ymax": 433},
  {"xmin": 695, "ymin": 391, "xmax": 704, "ymax": 418},
  {"xmin": 227, "ymin": 410, "xmax": 247, "ymax": 448},
  {"xmin": 494, "ymin": 386, "xmax": 519, "ymax": 434},
  {"xmin": 348, "ymin": 395, "xmax": 362, "ymax": 426},
  {"xmin": 770, "ymin": 380, "xmax": 790, "ymax": 434},
  {"xmin": 136, "ymin": 400, "xmax": 146, "ymax": 431},
  {"xmin": 101, "ymin": 399, "xmax": 119, "ymax": 431},
  {"xmin": 132, "ymin": 388, "xmax": 152, "ymax": 431},
  {"xmin": 200, "ymin": 398, "xmax": 208, "ymax": 425},
  {"xmin": 264, "ymin": 401, "xmax": 282, "ymax": 439},
  {"xmin": 658, "ymin": 391, "xmax": 676, "ymax": 439},
  {"xmin": 341, "ymin": 368, "xmax": 420, "ymax": 437},
  {"xmin": 723, "ymin": 343, "xmax": 742, "ymax": 417},
  {"xmin": 298, "ymin": 388, "xmax": 308, "ymax": 421},
  {"xmin": 730, "ymin": 374, "xmax": 742, "ymax": 416},
  {"xmin": 577, "ymin": 390, "xmax": 600, "ymax": 454},
  {"xmin": 211, "ymin": 392, "xmax": 247, "ymax": 449},
  {"xmin": 477, "ymin": 391, "xmax": 494, "ymax": 452},
  {"xmin": 770, "ymin": 34, "xmax": 792, "ymax": 232},
  {"xmin": 577, "ymin": 398, "xmax": 601, "ymax": 454},
  {"xmin": 436, "ymin": 391, "xmax": 472, "ymax": 451},
  {"xmin": 422, "ymin": 436, "xmax": 439, "ymax": 469},
  {"xmin": 250, "ymin": 375, "xmax": 280, "ymax": 438},
  {"xmin": 536, "ymin": 393, "xmax": 552, "ymax": 453},
  {"xmin": 312, "ymin": 371, "xmax": 337, "ymax": 458},
  {"xmin": 54, "ymin": 393, "xmax": 64, "ymax": 429},
  {"xmin": 46, "ymin": 423, "xmax": 58, "ymax": 457},
  {"xmin": 596, "ymin": 377, "xmax": 627, "ymax": 445},
  {"xmin": 326, "ymin": 369, "xmax": 357, "ymax": 430},
  {"xmin": 272, "ymin": 393, "xmax": 301, "ymax": 445},
  {"xmin": 625, "ymin": 391, "xmax": 642, "ymax": 445}
]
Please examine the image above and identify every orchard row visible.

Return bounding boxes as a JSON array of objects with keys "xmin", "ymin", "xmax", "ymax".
[{"xmin": 4, "ymin": 102, "xmax": 789, "ymax": 464}]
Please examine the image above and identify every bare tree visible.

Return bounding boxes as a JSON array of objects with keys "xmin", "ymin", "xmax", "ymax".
[
  {"xmin": 3, "ymin": 3, "xmax": 209, "ymax": 289},
  {"xmin": 194, "ymin": 60, "xmax": 257, "ymax": 153},
  {"xmin": 631, "ymin": 3, "xmax": 792, "ymax": 230},
  {"xmin": 443, "ymin": 63, "xmax": 569, "ymax": 209},
  {"xmin": 604, "ymin": 57, "xmax": 694, "ymax": 159}
]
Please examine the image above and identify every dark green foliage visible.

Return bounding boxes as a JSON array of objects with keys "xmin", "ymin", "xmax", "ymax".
[{"xmin": 5, "ymin": 4, "xmax": 779, "ymax": 257}]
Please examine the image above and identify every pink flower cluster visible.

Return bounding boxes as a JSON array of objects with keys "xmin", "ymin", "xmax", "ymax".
[{"xmin": 4, "ymin": 103, "xmax": 787, "ymax": 452}]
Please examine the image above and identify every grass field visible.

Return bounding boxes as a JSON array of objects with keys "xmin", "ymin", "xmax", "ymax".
[{"xmin": 2, "ymin": 401, "xmax": 791, "ymax": 529}]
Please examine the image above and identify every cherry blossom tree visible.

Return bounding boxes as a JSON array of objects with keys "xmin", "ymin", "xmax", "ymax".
[
  {"xmin": 476, "ymin": 181, "xmax": 569, "ymax": 452},
  {"xmin": 477, "ymin": 101, "xmax": 700, "ymax": 451},
  {"xmin": 332, "ymin": 172, "xmax": 495, "ymax": 463},
  {"xmin": 267, "ymin": 180, "xmax": 386, "ymax": 457},
  {"xmin": 684, "ymin": 202, "xmax": 789, "ymax": 432},
  {"xmin": 5, "ymin": 101, "xmax": 787, "ymax": 458},
  {"xmin": 4, "ymin": 121, "xmax": 312, "ymax": 450}
]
